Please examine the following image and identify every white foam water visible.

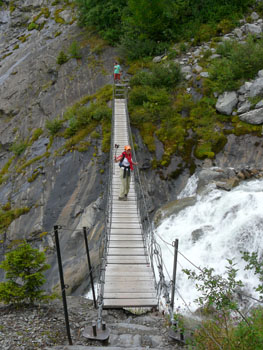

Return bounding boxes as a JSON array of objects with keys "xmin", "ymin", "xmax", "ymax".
[{"xmin": 156, "ymin": 177, "xmax": 263, "ymax": 313}]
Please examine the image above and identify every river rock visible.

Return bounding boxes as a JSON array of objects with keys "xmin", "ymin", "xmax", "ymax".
[
  {"xmin": 216, "ymin": 91, "xmax": 238, "ymax": 115},
  {"xmin": 239, "ymin": 108, "xmax": 263, "ymax": 124}
]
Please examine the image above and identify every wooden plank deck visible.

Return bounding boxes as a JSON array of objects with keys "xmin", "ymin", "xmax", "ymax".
[{"xmin": 103, "ymin": 97, "xmax": 158, "ymax": 309}]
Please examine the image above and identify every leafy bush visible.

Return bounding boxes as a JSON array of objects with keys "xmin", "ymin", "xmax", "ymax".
[
  {"xmin": 75, "ymin": 0, "xmax": 126, "ymax": 44},
  {"xmin": 57, "ymin": 51, "xmax": 69, "ymax": 65},
  {"xmin": 10, "ymin": 141, "xmax": 27, "ymax": 156},
  {"xmin": 0, "ymin": 242, "xmax": 50, "ymax": 305},
  {"xmin": 69, "ymin": 41, "xmax": 82, "ymax": 59},
  {"xmin": 46, "ymin": 118, "xmax": 63, "ymax": 135},
  {"xmin": 209, "ymin": 36, "xmax": 263, "ymax": 92},
  {"xmin": 28, "ymin": 22, "xmax": 39, "ymax": 31},
  {"xmin": 130, "ymin": 62, "xmax": 182, "ymax": 89}
]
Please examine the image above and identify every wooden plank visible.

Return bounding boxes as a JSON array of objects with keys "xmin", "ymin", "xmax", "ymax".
[
  {"xmin": 107, "ymin": 248, "xmax": 145, "ymax": 255},
  {"xmin": 110, "ymin": 228, "xmax": 142, "ymax": 234},
  {"xmin": 103, "ymin": 299, "xmax": 157, "ymax": 308},
  {"xmin": 110, "ymin": 235, "xmax": 142, "ymax": 240},
  {"xmin": 104, "ymin": 292, "xmax": 157, "ymax": 299},
  {"xmin": 111, "ymin": 223, "xmax": 141, "ymax": 229},
  {"xmin": 107, "ymin": 256, "xmax": 147, "ymax": 264},
  {"xmin": 104, "ymin": 282, "xmax": 155, "ymax": 293},
  {"xmin": 108, "ymin": 241, "xmax": 144, "ymax": 248},
  {"xmin": 111, "ymin": 213, "xmax": 138, "ymax": 218},
  {"xmin": 105, "ymin": 276, "xmax": 152, "ymax": 281},
  {"xmin": 106, "ymin": 271, "xmax": 153, "ymax": 277},
  {"xmin": 106, "ymin": 265, "xmax": 151, "ymax": 272}
]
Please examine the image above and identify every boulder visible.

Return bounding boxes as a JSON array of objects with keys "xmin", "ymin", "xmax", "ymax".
[
  {"xmin": 255, "ymin": 100, "xmax": 263, "ymax": 109},
  {"xmin": 237, "ymin": 100, "xmax": 251, "ymax": 114},
  {"xmin": 233, "ymin": 28, "xmax": 243, "ymax": 39},
  {"xmin": 247, "ymin": 77, "xmax": 263, "ymax": 97},
  {"xmin": 216, "ymin": 91, "xmax": 238, "ymax": 115},
  {"xmin": 251, "ymin": 12, "xmax": 260, "ymax": 21},
  {"xmin": 152, "ymin": 56, "xmax": 163, "ymax": 63},
  {"xmin": 245, "ymin": 23, "xmax": 262, "ymax": 35},
  {"xmin": 200, "ymin": 72, "xmax": 209, "ymax": 78},
  {"xmin": 239, "ymin": 108, "xmax": 263, "ymax": 124}
]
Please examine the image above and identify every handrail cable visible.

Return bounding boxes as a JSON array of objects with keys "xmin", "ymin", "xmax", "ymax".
[
  {"xmin": 124, "ymin": 94, "xmax": 172, "ymax": 316},
  {"xmin": 96, "ymin": 85, "xmax": 116, "ymax": 326}
]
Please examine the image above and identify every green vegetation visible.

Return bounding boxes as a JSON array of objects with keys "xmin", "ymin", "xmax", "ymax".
[
  {"xmin": 128, "ymin": 63, "xmax": 229, "ymax": 171},
  {"xmin": 0, "ymin": 242, "xmax": 50, "ymax": 305},
  {"xmin": 10, "ymin": 140, "xmax": 28, "ymax": 157},
  {"xmin": 46, "ymin": 118, "xmax": 63, "ymax": 135},
  {"xmin": 45, "ymin": 85, "xmax": 113, "ymax": 155},
  {"xmin": 206, "ymin": 36, "xmax": 263, "ymax": 93},
  {"xmin": 69, "ymin": 40, "xmax": 82, "ymax": 59},
  {"xmin": 57, "ymin": 50, "xmax": 69, "ymax": 65},
  {"xmin": 182, "ymin": 256, "xmax": 263, "ymax": 349},
  {"xmin": 28, "ymin": 22, "xmax": 39, "ymax": 31},
  {"xmin": 0, "ymin": 207, "xmax": 30, "ymax": 234},
  {"xmin": 75, "ymin": 0, "xmax": 254, "ymax": 59}
]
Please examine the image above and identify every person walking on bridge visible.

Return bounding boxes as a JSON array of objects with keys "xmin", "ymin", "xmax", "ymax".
[
  {"xmin": 115, "ymin": 145, "xmax": 138, "ymax": 201},
  {"xmin": 114, "ymin": 61, "xmax": 121, "ymax": 84}
]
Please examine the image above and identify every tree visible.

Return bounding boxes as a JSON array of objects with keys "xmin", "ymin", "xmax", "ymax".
[{"xmin": 0, "ymin": 242, "xmax": 50, "ymax": 305}]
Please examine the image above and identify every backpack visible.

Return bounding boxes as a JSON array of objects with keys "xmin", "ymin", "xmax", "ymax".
[{"xmin": 119, "ymin": 153, "xmax": 125, "ymax": 167}]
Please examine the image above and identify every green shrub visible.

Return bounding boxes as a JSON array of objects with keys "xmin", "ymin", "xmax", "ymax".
[
  {"xmin": 46, "ymin": 118, "xmax": 63, "ymax": 135},
  {"xmin": 69, "ymin": 41, "xmax": 82, "ymax": 59},
  {"xmin": 57, "ymin": 51, "xmax": 69, "ymax": 65},
  {"xmin": 75, "ymin": 0, "xmax": 126, "ymax": 44},
  {"xmin": 209, "ymin": 36, "xmax": 263, "ymax": 93},
  {"xmin": 130, "ymin": 62, "xmax": 182, "ymax": 89},
  {"xmin": 28, "ymin": 22, "xmax": 39, "ymax": 31},
  {"xmin": 0, "ymin": 242, "xmax": 50, "ymax": 305},
  {"xmin": 10, "ymin": 141, "xmax": 27, "ymax": 156}
]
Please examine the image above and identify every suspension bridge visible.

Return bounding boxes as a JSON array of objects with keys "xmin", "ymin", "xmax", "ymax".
[{"xmin": 102, "ymin": 85, "xmax": 158, "ymax": 308}]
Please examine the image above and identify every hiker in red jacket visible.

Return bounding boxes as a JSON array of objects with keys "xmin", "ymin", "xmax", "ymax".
[{"xmin": 115, "ymin": 145, "xmax": 138, "ymax": 201}]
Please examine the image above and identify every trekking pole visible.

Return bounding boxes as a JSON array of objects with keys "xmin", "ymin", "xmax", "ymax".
[{"xmin": 113, "ymin": 144, "xmax": 119, "ymax": 175}]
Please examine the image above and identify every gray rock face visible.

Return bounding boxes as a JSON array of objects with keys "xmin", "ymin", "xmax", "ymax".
[
  {"xmin": 239, "ymin": 108, "xmax": 263, "ymax": 124},
  {"xmin": 216, "ymin": 91, "xmax": 238, "ymax": 115},
  {"xmin": 0, "ymin": 1, "xmax": 115, "ymax": 293}
]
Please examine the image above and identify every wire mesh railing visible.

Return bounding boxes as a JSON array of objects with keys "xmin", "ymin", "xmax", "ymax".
[
  {"xmin": 124, "ymin": 94, "xmax": 172, "ymax": 316},
  {"xmin": 96, "ymin": 87, "xmax": 116, "ymax": 325}
]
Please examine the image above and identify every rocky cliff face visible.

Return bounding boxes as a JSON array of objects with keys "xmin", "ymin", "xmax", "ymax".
[{"xmin": 0, "ymin": 0, "xmax": 116, "ymax": 294}]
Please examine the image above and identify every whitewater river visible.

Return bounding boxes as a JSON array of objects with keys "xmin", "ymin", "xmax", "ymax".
[{"xmin": 155, "ymin": 175, "xmax": 263, "ymax": 313}]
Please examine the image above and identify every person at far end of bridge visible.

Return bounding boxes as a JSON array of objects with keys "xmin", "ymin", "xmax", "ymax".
[
  {"xmin": 115, "ymin": 145, "xmax": 138, "ymax": 201},
  {"xmin": 114, "ymin": 61, "xmax": 121, "ymax": 84}
]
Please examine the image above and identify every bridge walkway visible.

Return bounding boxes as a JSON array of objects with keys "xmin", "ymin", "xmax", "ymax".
[{"xmin": 103, "ymin": 94, "xmax": 158, "ymax": 309}]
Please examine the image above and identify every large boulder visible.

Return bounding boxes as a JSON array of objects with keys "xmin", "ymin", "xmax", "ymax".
[
  {"xmin": 216, "ymin": 91, "xmax": 238, "ymax": 115},
  {"xmin": 245, "ymin": 23, "xmax": 262, "ymax": 35},
  {"xmin": 247, "ymin": 77, "xmax": 263, "ymax": 97},
  {"xmin": 239, "ymin": 108, "xmax": 263, "ymax": 124}
]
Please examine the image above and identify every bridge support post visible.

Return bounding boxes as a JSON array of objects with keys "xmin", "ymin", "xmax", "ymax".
[
  {"xmin": 171, "ymin": 239, "xmax": 179, "ymax": 311},
  {"xmin": 54, "ymin": 225, "xmax": 73, "ymax": 346},
  {"xmin": 83, "ymin": 226, "xmax": 97, "ymax": 309}
]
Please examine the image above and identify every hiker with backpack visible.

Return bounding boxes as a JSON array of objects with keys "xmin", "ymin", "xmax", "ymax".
[{"xmin": 115, "ymin": 145, "xmax": 138, "ymax": 201}]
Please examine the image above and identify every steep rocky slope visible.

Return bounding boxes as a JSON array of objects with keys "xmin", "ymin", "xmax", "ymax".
[{"xmin": 0, "ymin": 0, "xmax": 116, "ymax": 293}]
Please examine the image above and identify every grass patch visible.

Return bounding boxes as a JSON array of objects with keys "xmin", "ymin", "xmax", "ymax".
[{"xmin": 0, "ymin": 207, "xmax": 30, "ymax": 234}]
